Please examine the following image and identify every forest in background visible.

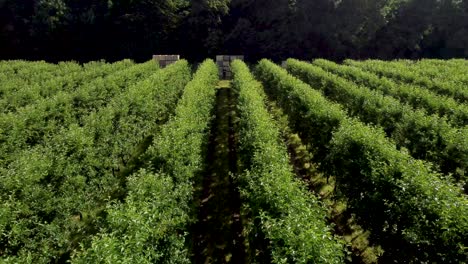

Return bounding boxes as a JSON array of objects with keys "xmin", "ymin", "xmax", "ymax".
[{"xmin": 1, "ymin": 0, "xmax": 467, "ymax": 62}]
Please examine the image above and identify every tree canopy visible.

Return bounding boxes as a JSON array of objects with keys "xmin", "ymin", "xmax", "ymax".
[{"xmin": 1, "ymin": 0, "xmax": 467, "ymax": 61}]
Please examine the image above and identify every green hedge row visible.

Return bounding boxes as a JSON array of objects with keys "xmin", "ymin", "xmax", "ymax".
[
  {"xmin": 255, "ymin": 61, "xmax": 347, "ymax": 163},
  {"xmin": 0, "ymin": 60, "xmax": 80, "ymax": 86},
  {"xmin": 287, "ymin": 59, "xmax": 468, "ymax": 185},
  {"xmin": 398, "ymin": 59, "xmax": 468, "ymax": 83},
  {"xmin": 388, "ymin": 59, "xmax": 468, "ymax": 84},
  {"xmin": 313, "ymin": 59, "xmax": 468, "ymax": 127},
  {"xmin": 0, "ymin": 61, "xmax": 83, "ymax": 102},
  {"xmin": 255, "ymin": 59, "xmax": 468, "ymax": 263},
  {"xmin": 0, "ymin": 60, "xmax": 157, "ymax": 169},
  {"xmin": 345, "ymin": 59, "xmax": 468, "ymax": 103},
  {"xmin": 328, "ymin": 119, "xmax": 468, "ymax": 263},
  {"xmin": 0, "ymin": 60, "xmax": 191, "ymax": 263},
  {"xmin": 0, "ymin": 60, "xmax": 134, "ymax": 113},
  {"xmin": 232, "ymin": 60, "xmax": 344, "ymax": 263},
  {"xmin": 416, "ymin": 58, "xmax": 468, "ymax": 67},
  {"xmin": 71, "ymin": 59, "xmax": 219, "ymax": 263}
]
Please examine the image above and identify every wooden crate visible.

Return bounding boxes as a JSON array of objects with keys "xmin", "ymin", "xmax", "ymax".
[
  {"xmin": 153, "ymin": 55, "xmax": 180, "ymax": 68},
  {"xmin": 216, "ymin": 55, "xmax": 244, "ymax": 79}
]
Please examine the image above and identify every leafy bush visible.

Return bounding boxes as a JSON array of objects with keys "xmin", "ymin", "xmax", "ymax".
[
  {"xmin": 0, "ymin": 60, "xmax": 190, "ymax": 263},
  {"xmin": 234, "ymin": 59, "xmax": 344, "ymax": 263},
  {"xmin": 313, "ymin": 59, "xmax": 468, "ymax": 127},
  {"xmin": 0, "ymin": 60, "xmax": 133, "ymax": 113},
  {"xmin": 71, "ymin": 59, "xmax": 219, "ymax": 263},
  {"xmin": 0, "ymin": 60, "xmax": 156, "ymax": 168},
  {"xmin": 287, "ymin": 59, "xmax": 467, "ymax": 185},
  {"xmin": 254, "ymin": 59, "xmax": 347, "ymax": 163},
  {"xmin": 255, "ymin": 59, "xmax": 468, "ymax": 263},
  {"xmin": 345, "ymin": 59, "xmax": 468, "ymax": 104},
  {"xmin": 329, "ymin": 119, "xmax": 468, "ymax": 263}
]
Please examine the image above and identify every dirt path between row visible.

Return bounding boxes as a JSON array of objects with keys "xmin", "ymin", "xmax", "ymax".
[{"xmin": 192, "ymin": 81, "xmax": 247, "ymax": 264}]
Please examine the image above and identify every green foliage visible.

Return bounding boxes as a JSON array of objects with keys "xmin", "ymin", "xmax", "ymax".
[
  {"xmin": 375, "ymin": 59, "xmax": 468, "ymax": 84},
  {"xmin": 0, "ymin": 60, "xmax": 191, "ymax": 263},
  {"xmin": 0, "ymin": 60, "xmax": 154, "ymax": 168},
  {"xmin": 35, "ymin": 0, "xmax": 68, "ymax": 29},
  {"xmin": 72, "ymin": 59, "xmax": 219, "ymax": 263},
  {"xmin": 0, "ymin": 61, "xmax": 80, "ymax": 100},
  {"xmin": 328, "ymin": 119, "xmax": 468, "ymax": 263},
  {"xmin": 71, "ymin": 171, "xmax": 190, "ymax": 264},
  {"xmin": 0, "ymin": 60, "xmax": 133, "ymax": 113},
  {"xmin": 287, "ymin": 59, "xmax": 468, "ymax": 185},
  {"xmin": 345, "ymin": 59, "xmax": 468, "ymax": 103},
  {"xmin": 255, "ymin": 58, "xmax": 468, "ymax": 262},
  {"xmin": 232, "ymin": 60, "xmax": 344, "ymax": 263},
  {"xmin": 313, "ymin": 59, "xmax": 468, "ymax": 127},
  {"xmin": 1, "ymin": 58, "xmax": 466, "ymax": 263},
  {"xmin": 254, "ymin": 59, "xmax": 347, "ymax": 163}
]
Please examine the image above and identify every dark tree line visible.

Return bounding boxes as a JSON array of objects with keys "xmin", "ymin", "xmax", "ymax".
[{"xmin": 1, "ymin": 0, "xmax": 467, "ymax": 62}]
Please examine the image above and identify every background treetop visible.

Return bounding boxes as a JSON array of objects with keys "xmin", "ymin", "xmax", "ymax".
[{"xmin": 1, "ymin": 0, "xmax": 467, "ymax": 62}]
